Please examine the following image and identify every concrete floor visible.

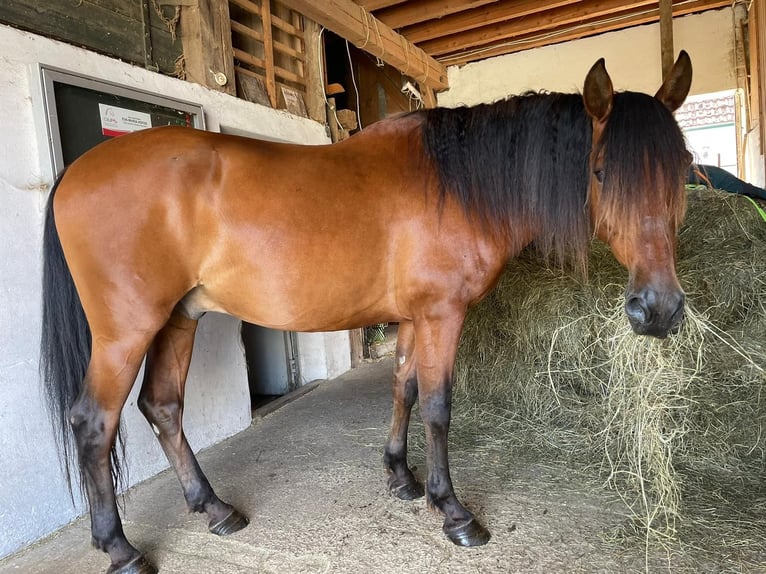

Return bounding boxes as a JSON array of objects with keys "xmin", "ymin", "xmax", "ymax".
[{"xmin": 1, "ymin": 358, "xmax": 668, "ymax": 574}]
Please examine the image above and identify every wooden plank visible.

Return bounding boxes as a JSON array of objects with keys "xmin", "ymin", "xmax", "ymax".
[
  {"xmin": 659, "ymin": 0, "xmax": 674, "ymax": 81},
  {"xmin": 403, "ymin": 0, "xmax": 583, "ymax": 44},
  {"xmin": 303, "ymin": 17, "xmax": 327, "ymax": 123},
  {"xmin": 375, "ymin": 0, "xmax": 497, "ymax": 29},
  {"xmin": 356, "ymin": 0, "xmax": 407, "ymax": 11},
  {"xmin": 261, "ymin": 0, "xmax": 278, "ymax": 107},
  {"xmin": 420, "ymin": 0, "xmax": 657, "ymax": 56},
  {"xmin": 277, "ymin": 0, "xmax": 448, "ymax": 90},
  {"xmin": 179, "ymin": 0, "xmax": 236, "ymax": 94},
  {"xmin": 0, "ymin": 0, "xmax": 184, "ymax": 74},
  {"xmin": 441, "ymin": 0, "xmax": 730, "ymax": 66}
]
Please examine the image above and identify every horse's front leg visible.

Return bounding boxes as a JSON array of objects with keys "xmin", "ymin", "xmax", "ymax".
[
  {"xmin": 414, "ymin": 312, "xmax": 491, "ymax": 547},
  {"xmin": 384, "ymin": 321, "xmax": 425, "ymax": 500}
]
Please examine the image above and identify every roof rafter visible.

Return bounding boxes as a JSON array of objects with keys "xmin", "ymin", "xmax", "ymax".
[
  {"xmin": 439, "ymin": 0, "xmax": 731, "ymax": 66},
  {"xmin": 419, "ymin": 0, "xmax": 662, "ymax": 56},
  {"xmin": 402, "ymin": 0, "xmax": 584, "ymax": 44},
  {"xmin": 375, "ymin": 0, "xmax": 498, "ymax": 30}
]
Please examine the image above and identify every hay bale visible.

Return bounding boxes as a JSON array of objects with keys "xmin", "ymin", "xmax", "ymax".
[{"xmin": 451, "ymin": 189, "xmax": 766, "ymax": 564}]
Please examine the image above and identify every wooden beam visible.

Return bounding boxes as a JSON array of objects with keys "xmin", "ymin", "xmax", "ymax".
[
  {"xmin": 179, "ymin": 0, "xmax": 236, "ymax": 95},
  {"xmin": 277, "ymin": 0, "xmax": 448, "ymax": 90},
  {"xmin": 422, "ymin": 0, "xmax": 688, "ymax": 57},
  {"xmin": 375, "ymin": 0, "xmax": 498, "ymax": 30},
  {"xmin": 403, "ymin": 0, "xmax": 583, "ymax": 44},
  {"xmin": 440, "ymin": 0, "xmax": 729, "ymax": 66},
  {"xmin": 659, "ymin": 0, "xmax": 674, "ymax": 81},
  {"xmin": 355, "ymin": 0, "xmax": 407, "ymax": 11}
]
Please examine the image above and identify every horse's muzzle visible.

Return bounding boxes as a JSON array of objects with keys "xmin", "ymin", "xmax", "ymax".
[{"xmin": 624, "ymin": 287, "xmax": 685, "ymax": 339}]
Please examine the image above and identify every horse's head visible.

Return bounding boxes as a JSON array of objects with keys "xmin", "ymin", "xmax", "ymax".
[{"xmin": 583, "ymin": 52, "xmax": 692, "ymax": 338}]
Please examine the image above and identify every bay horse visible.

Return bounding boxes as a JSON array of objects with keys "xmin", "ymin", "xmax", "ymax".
[{"xmin": 41, "ymin": 52, "xmax": 692, "ymax": 574}]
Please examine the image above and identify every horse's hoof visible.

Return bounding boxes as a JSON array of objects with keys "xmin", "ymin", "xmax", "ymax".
[
  {"xmin": 443, "ymin": 517, "xmax": 491, "ymax": 547},
  {"xmin": 388, "ymin": 477, "xmax": 425, "ymax": 501},
  {"xmin": 106, "ymin": 555, "xmax": 158, "ymax": 574},
  {"xmin": 209, "ymin": 508, "xmax": 249, "ymax": 536}
]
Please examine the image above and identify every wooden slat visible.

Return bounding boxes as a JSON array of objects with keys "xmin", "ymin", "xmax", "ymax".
[
  {"xmin": 234, "ymin": 47, "xmax": 266, "ymax": 69},
  {"xmin": 261, "ymin": 0, "xmax": 278, "ymax": 107},
  {"xmin": 420, "ymin": 0, "xmax": 657, "ymax": 56},
  {"xmin": 229, "ymin": 0, "xmax": 261, "ymax": 17},
  {"xmin": 236, "ymin": 61, "xmax": 305, "ymax": 88},
  {"xmin": 273, "ymin": 37, "xmax": 305, "ymax": 60},
  {"xmin": 440, "ymin": 0, "xmax": 730, "ymax": 66},
  {"xmin": 403, "ymin": 0, "xmax": 583, "ymax": 44},
  {"xmin": 232, "ymin": 19, "xmax": 305, "ymax": 60},
  {"xmin": 375, "ymin": 0, "xmax": 497, "ymax": 29},
  {"xmin": 275, "ymin": 64, "xmax": 306, "ymax": 84},
  {"xmin": 271, "ymin": 11, "xmax": 301, "ymax": 36},
  {"xmin": 231, "ymin": 19, "xmax": 264, "ymax": 42},
  {"xmin": 278, "ymin": 0, "xmax": 448, "ymax": 89}
]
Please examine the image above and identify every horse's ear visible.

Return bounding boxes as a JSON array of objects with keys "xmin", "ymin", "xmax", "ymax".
[
  {"xmin": 583, "ymin": 58, "xmax": 614, "ymax": 123},
  {"xmin": 654, "ymin": 50, "xmax": 693, "ymax": 112}
]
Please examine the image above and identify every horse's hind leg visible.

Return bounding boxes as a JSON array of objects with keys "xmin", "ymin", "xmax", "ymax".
[
  {"xmin": 138, "ymin": 312, "xmax": 248, "ymax": 535},
  {"xmin": 70, "ymin": 332, "xmax": 158, "ymax": 574},
  {"xmin": 383, "ymin": 321, "xmax": 425, "ymax": 500}
]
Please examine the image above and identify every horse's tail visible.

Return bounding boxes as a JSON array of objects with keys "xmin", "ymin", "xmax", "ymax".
[{"xmin": 40, "ymin": 173, "xmax": 127, "ymax": 498}]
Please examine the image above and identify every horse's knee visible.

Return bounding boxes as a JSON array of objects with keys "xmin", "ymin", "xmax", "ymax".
[{"xmin": 419, "ymin": 392, "xmax": 451, "ymax": 428}]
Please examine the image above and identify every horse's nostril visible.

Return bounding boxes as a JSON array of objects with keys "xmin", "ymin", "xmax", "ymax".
[
  {"xmin": 625, "ymin": 295, "xmax": 647, "ymax": 325},
  {"xmin": 670, "ymin": 294, "xmax": 685, "ymax": 327}
]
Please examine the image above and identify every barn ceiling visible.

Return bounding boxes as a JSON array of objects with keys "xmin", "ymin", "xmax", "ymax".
[{"xmin": 354, "ymin": 0, "xmax": 731, "ymax": 67}]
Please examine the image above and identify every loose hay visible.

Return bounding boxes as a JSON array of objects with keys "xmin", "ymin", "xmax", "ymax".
[{"xmin": 448, "ymin": 189, "xmax": 766, "ymax": 570}]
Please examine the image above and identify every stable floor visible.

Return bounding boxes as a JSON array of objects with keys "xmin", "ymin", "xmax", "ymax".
[{"xmin": 1, "ymin": 358, "xmax": 675, "ymax": 574}]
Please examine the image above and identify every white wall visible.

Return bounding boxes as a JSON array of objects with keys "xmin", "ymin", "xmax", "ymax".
[
  {"xmin": 439, "ymin": 9, "xmax": 736, "ymax": 107},
  {"xmin": 0, "ymin": 23, "xmax": 351, "ymax": 558}
]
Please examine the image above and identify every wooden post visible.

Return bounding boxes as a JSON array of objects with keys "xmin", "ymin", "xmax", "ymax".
[
  {"xmin": 418, "ymin": 82, "xmax": 437, "ymax": 108},
  {"xmin": 179, "ymin": 0, "xmax": 236, "ymax": 95},
  {"xmin": 659, "ymin": 0, "xmax": 674, "ymax": 82},
  {"xmin": 303, "ymin": 17, "xmax": 327, "ymax": 123},
  {"xmin": 261, "ymin": 0, "xmax": 278, "ymax": 108}
]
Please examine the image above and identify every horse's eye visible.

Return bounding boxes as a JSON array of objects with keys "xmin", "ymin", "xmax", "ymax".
[{"xmin": 594, "ymin": 169, "xmax": 604, "ymax": 183}]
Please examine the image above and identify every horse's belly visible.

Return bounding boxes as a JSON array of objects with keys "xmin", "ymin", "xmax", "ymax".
[{"xmin": 185, "ymin": 264, "xmax": 399, "ymax": 332}]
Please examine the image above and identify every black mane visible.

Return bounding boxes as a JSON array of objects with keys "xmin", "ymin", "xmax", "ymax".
[{"xmin": 419, "ymin": 90, "xmax": 688, "ymax": 271}]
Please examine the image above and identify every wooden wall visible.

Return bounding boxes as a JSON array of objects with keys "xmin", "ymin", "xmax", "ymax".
[{"xmin": 0, "ymin": 0, "xmax": 182, "ymax": 74}]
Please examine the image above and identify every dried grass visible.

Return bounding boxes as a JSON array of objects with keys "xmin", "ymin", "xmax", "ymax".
[{"xmin": 447, "ymin": 189, "xmax": 766, "ymax": 570}]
